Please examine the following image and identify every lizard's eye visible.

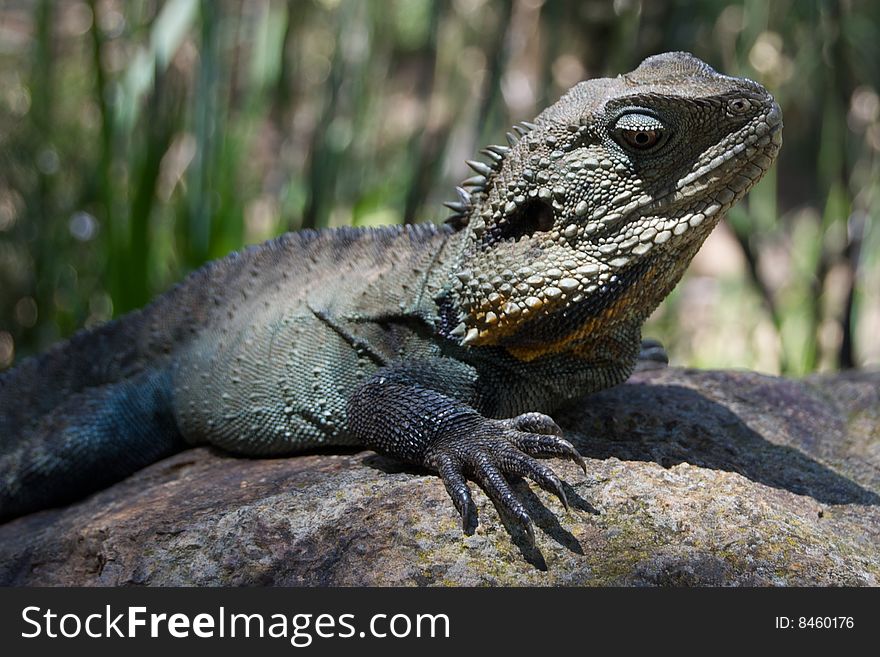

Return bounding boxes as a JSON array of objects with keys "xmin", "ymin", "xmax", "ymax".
[
  {"xmin": 621, "ymin": 129, "xmax": 661, "ymax": 149},
  {"xmin": 612, "ymin": 112, "xmax": 667, "ymax": 152}
]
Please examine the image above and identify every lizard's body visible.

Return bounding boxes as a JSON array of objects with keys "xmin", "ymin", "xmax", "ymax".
[{"xmin": 0, "ymin": 53, "xmax": 782, "ymax": 536}]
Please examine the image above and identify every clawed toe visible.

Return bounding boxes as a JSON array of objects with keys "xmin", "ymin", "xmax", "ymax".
[
  {"xmin": 471, "ymin": 455, "xmax": 536, "ymax": 541},
  {"xmin": 432, "ymin": 453, "xmax": 478, "ymax": 531},
  {"xmin": 511, "ymin": 433, "xmax": 587, "ymax": 475},
  {"xmin": 427, "ymin": 418, "xmax": 586, "ymax": 540},
  {"xmin": 500, "ymin": 412, "xmax": 563, "ymax": 436}
]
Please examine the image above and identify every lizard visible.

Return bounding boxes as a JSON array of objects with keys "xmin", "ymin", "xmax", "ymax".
[{"xmin": 0, "ymin": 52, "xmax": 782, "ymax": 540}]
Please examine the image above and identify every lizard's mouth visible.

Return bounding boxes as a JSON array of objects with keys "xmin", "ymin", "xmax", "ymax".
[{"xmin": 589, "ymin": 119, "xmax": 782, "ymax": 241}]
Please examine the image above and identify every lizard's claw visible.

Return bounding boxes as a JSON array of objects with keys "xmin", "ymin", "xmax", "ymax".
[
  {"xmin": 426, "ymin": 412, "xmax": 585, "ymax": 540},
  {"xmin": 498, "ymin": 411, "xmax": 564, "ymax": 436}
]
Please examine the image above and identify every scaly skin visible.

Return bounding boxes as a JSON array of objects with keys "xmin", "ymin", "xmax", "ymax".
[{"xmin": 0, "ymin": 53, "xmax": 781, "ymax": 540}]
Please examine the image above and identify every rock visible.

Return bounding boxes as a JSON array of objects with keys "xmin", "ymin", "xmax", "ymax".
[{"xmin": 0, "ymin": 368, "xmax": 878, "ymax": 586}]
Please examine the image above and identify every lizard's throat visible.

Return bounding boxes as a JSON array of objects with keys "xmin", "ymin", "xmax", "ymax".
[
  {"xmin": 443, "ymin": 227, "xmax": 711, "ymax": 362},
  {"xmin": 489, "ymin": 256, "xmax": 659, "ymax": 361}
]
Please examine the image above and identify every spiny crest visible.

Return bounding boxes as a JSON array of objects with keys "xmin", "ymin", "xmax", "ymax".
[{"xmin": 442, "ymin": 122, "xmax": 537, "ymax": 229}]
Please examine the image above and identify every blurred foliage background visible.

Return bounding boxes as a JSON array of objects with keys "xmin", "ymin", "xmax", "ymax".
[{"xmin": 0, "ymin": 0, "xmax": 878, "ymax": 375}]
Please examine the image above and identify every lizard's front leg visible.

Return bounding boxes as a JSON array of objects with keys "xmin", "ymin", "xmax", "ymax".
[{"xmin": 345, "ymin": 358, "xmax": 584, "ymax": 539}]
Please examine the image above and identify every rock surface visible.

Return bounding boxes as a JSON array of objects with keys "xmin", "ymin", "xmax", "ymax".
[{"xmin": 1, "ymin": 368, "xmax": 878, "ymax": 586}]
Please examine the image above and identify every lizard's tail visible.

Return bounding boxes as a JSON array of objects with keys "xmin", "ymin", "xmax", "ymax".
[
  {"xmin": 0, "ymin": 231, "xmax": 326, "ymax": 520},
  {"xmin": 0, "ymin": 260, "xmax": 217, "ymax": 521},
  {"xmin": 0, "ymin": 366, "xmax": 185, "ymax": 521}
]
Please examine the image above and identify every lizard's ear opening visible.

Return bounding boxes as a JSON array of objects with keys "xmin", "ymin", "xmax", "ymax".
[{"xmin": 490, "ymin": 198, "xmax": 555, "ymax": 243}]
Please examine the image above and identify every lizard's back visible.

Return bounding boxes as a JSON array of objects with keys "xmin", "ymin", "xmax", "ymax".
[
  {"xmin": 0, "ymin": 222, "xmax": 454, "ymax": 519},
  {"xmin": 173, "ymin": 222, "xmax": 455, "ymax": 454}
]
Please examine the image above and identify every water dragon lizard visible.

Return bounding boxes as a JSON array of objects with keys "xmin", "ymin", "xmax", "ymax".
[{"xmin": 0, "ymin": 52, "xmax": 782, "ymax": 541}]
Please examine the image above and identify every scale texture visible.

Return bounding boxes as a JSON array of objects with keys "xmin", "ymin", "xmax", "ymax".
[{"xmin": 1, "ymin": 52, "xmax": 783, "ymax": 540}]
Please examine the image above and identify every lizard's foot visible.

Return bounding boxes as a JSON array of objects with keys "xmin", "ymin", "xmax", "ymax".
[
  {"xmin": 634, "ymin": 337, "xmax": 669, "ymax": 371},
  {"xmin": 425, "ymin": 412, "xmax": 586, "ymax": 541}
]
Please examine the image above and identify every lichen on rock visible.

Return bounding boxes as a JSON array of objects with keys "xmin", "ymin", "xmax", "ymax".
[{"xmin": 1, "ymin": 368, "xmax": 877, "ymax": 586}]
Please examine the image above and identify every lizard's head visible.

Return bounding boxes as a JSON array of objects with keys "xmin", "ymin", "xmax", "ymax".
[{"xmin": 442, "ymin": 51, "xmax": 782, "ymax": 358}]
